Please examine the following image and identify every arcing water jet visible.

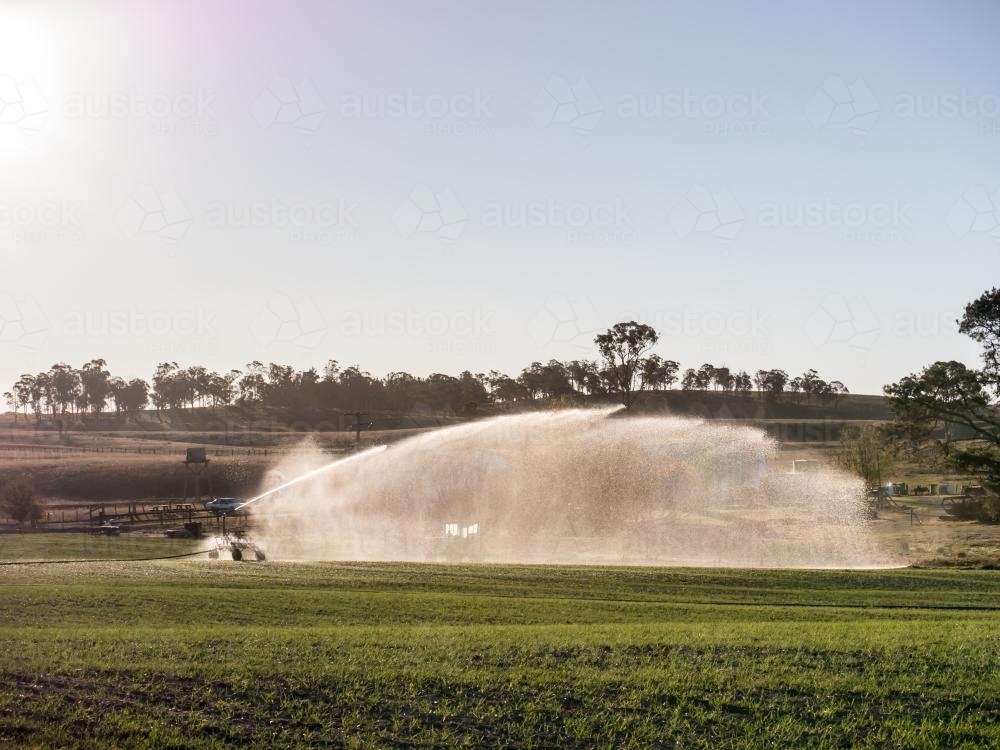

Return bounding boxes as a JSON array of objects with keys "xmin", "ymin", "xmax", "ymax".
[{"xmin": 237, "ymin": 445, "xmax": 388, "ymax": 511}]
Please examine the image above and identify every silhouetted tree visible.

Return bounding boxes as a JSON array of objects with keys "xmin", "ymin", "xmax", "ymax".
[
  {"xmin": 885, "ymin": 287, "xmax": 1000, "ymax": 502},
  {"xmin": 594, "ymin": 321, "xmax": 659, "ymax": 409},
  {"xmin": 3, "ymin": 336, "xmax": 850, "ymax": 427}
]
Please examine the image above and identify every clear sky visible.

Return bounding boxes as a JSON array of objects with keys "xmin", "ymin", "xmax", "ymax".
[{"xmin": 1, "ymin": 0, "xmax": 997, "ymax": 395}]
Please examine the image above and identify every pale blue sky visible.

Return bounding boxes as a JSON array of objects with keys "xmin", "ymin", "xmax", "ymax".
[{"xmin": 1, "ymin": 0, "xmax": 997, "ymax": 395}]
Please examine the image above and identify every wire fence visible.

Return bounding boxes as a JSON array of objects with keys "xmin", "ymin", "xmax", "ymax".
[
  {"xmin": 0, "ymin": 443, "xmax": 352, "ymax": 458},
  {"xmin": 16, "ymin": 501, "xmax": 246, "ymax": 529}
]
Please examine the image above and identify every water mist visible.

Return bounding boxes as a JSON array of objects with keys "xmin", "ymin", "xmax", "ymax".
[{"xmin": 252, "ymin": 409, "xmax": 895, "ymax": 568}]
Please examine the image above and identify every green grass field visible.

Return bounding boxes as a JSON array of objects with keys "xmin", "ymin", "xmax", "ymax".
[
  {"xmin": 0, "ymin": 532, "xmax": 202, "ymax": 562},
  {"xmin": 2, "ymin": 550, "xmax": 1000, "ymax": 749}
]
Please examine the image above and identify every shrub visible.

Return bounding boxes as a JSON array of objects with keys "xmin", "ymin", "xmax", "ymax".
[{"xmin": 1, "ymin": 479, "xmax": 41, "ymax": 527}]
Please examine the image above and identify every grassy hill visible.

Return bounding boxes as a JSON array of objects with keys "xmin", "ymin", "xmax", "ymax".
[
  {"xmin": 0, "ymin": 393, "xmax": 891, "ymax": 503},
  {"xmin": 0, "ymin": 392, "xmax": 891, "ymax": 441},
  {"xmin": 630, "ymin": 390, "xmax": 889, "ymax": 420}
]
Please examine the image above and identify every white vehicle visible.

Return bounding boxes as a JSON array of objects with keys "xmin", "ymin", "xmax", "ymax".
[{"xmin": 203, "ymin": 497, "xmax": 244, "ymax": 515}]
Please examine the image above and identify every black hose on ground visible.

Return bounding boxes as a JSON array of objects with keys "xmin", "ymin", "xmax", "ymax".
[{"xmin": 0, "ymin": 548, "xmax": 212, "ymax": 566}]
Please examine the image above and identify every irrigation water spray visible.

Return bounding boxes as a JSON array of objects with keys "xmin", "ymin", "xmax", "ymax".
[
  {"xmin": 250, "ymin": 409, "xmax": 895, "ymax": 567},
  {"xmin": 237, "ymin": 445, "xmax": 388, "ymax": 511}
]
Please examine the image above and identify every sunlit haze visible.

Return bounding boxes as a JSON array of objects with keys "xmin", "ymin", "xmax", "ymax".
[{"xmin": 1, "ymin": 0, "xmax": 996, "ymax": 393}]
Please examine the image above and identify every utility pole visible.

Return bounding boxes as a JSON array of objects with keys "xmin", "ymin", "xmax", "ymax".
[
  {"xmin": 183, "ymin": 447, "xmax": 209, "ymax": 504},
  {"xmin": 348, "ymin": 411, "xmax": 372, "ymax": 446}
]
